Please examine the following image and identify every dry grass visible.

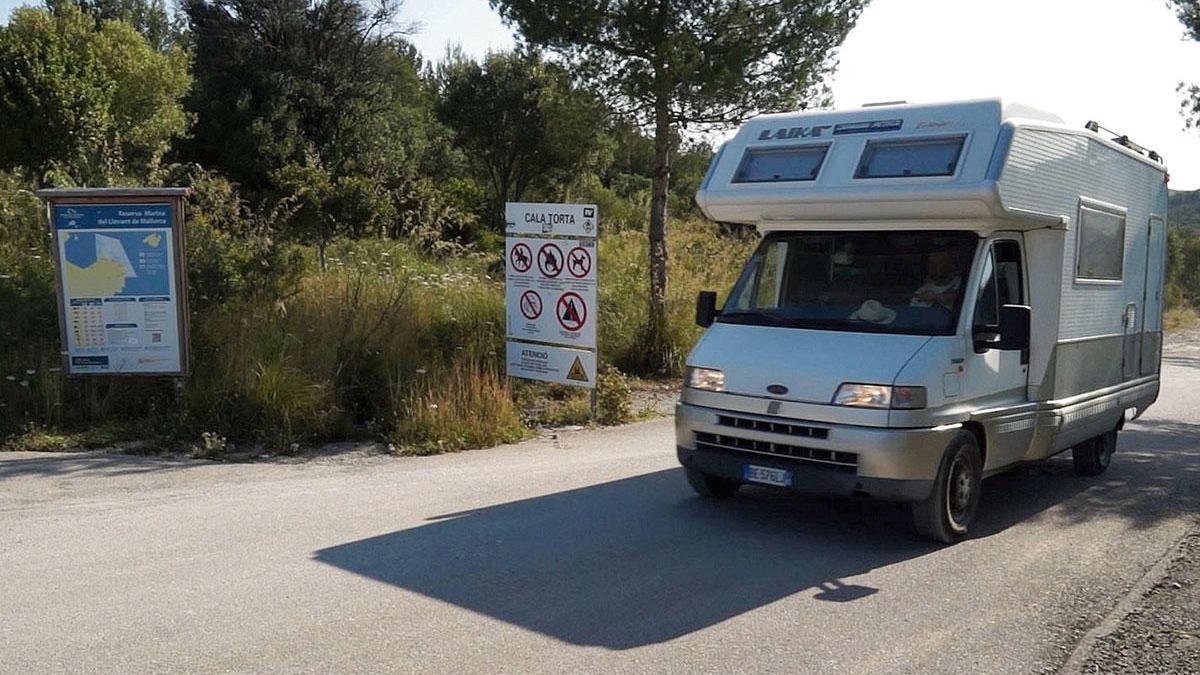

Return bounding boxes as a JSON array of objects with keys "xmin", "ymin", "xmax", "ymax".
[{"xmin": 1165, "ymin": 305, "xmax": 1200, "ymax": 332}]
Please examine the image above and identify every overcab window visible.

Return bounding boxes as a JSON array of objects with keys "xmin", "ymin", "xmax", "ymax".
[
  {"xmin": 732, "ymin": 145, "xmax": 829, "ymax": 183},
  {"xmin": 855, "ymin": 135, "xmax": 966, "ymax": 179}
]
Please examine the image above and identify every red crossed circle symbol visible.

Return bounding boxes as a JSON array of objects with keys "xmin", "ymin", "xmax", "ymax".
[
  {"xmin": 538, "ymin": 242, "xmax": 564, "ymax": 278},
  {"xmin": 556, "ymin": 291, "xmax": 587, "ymax": 331},
  {"xmin": 566, "ymin": 246, "xmax": 592, "ymax": 278},
  {"xmin": 509, "ymin": 242, "xmax": 532, "ymax": 273},
  {"xmin": 519, "ymin": 290, "xmax": 542, "ymax": 320}
]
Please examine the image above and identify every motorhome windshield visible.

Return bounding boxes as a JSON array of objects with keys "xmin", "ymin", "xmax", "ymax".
[{"xmin": 720, "ymin": 231, "xmax": 978, "ymax": 335}]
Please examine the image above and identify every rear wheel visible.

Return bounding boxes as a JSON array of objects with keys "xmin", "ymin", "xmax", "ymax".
[
  {"xmin": 1072, "ymin": 429, "xmax": 1117, "ymax": 476},
  {"xmin": 912, "ymin": 431, "xmax": 983, "ymax": 544},
  {"xmin": 685, "ymin": 467, "xmax": 741, "ymax": 498}
]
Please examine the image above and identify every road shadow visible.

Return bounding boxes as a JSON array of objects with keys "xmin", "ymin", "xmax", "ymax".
[
  {"xmin": 314, "ymin": 417, "xmax": 1200, "ymax": 650},
  {"xmin": 971, "ymin": 420, "xmax": 1200, "ymax": 535},
  {"xmin": 316, "ymin": 469, "xmax": 930, "ymax": 649},
  {"xmin": 0, "ymin": 441, "xmax": 389, "ymax": 481},
  {"xmin": 0, "ymin": 451, "xmax": 204, "ymax": 480}
]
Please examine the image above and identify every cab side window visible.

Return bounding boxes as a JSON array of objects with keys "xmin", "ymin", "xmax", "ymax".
[
  {"xmin": 729, "ymin": 240, "xmax": 789, "ymax": 310},
  {"xmin": 974, "ymin": 240, "xmax": 1024, "ymax": 330},
  {"xmin": 973, "ymin": 249, "xmax": 997, "ymax": 330},
  {"xmin": 994, "ymin": 241, "xmax": 1024, "ymax": 307}
]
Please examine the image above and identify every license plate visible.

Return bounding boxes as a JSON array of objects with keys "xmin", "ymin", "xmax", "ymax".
[{"xmin": 743, "ymin": 464, "xmax": 792, "ymax": 487}]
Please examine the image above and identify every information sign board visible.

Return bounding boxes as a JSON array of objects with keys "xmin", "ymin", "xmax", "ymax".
[
  {"xmin": 38, "ymin": 190, "xmax": 190, "ymax": 376},
  {"xmin": 505, "ymin": 342, "xmax": 596, "ymax": 387},
  {"xmin": 505, "ymin": 203, "xmax": 598, "ymax": 388},
  {"xmin": 505, "ymin": 236, "xmax": 596, "ymax": 348}
]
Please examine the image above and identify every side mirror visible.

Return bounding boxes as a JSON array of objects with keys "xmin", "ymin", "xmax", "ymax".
[
  {"xmin": 997, "ymin": 304, "xmax": 1031, "ymax": 352},
  {"xmin": 696, "ymin": 291, "xmax": 718, "ymax": 328}
]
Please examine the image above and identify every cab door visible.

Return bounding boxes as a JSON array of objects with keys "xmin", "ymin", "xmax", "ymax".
[{"xmin": 964, "ymin": 236, "xmax": 1033, "ymax": 470}]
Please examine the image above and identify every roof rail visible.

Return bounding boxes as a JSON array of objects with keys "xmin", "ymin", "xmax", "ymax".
[{"xmin": 1085, "ymin": 120, "xmax": 1163, "ymax": 163}]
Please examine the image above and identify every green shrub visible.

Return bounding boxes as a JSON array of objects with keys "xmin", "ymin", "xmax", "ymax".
[
  {"xmin": 595, "ymin": 366, "xmax": 632, "ymax": 425},
  {"xmin": 167, "ymin": 164, "xmax": 308, "ymax": 309}
]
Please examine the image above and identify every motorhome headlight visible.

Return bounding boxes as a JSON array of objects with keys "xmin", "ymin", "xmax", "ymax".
[
  {"xmin": 832, "ymin": 384, "xmax": 927, "ymax": 409},
  {"xmin": 686, "ymin": 366, "xmax": 725, "ymax": 392},
  {"xmin": 832, "ymin": 383, "xmax": 891, "ymax": 408}
]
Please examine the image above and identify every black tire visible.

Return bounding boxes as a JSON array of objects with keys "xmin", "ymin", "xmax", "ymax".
[
  {"xmin": 912, "ymin": 431, "xmax": 983, "ymax": 544},
  {"xmin": 685, "ymin": 467, "xmax": 741, "ymax": 499},
  {"xmin": 1072, "ymin": 429, "xmax": 1117, "ymax": 476}
]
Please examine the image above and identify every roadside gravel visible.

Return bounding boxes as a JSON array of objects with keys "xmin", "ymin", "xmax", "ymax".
[{"xmin": 1074, "ymin": 529, "xmax": 1200, "ymax": 673}]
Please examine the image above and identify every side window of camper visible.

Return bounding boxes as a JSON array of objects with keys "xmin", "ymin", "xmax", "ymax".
[
  {"xmin": 1076, "ymin": 204, "xmax": 1126, "ymax": 282},
  {"xmin": 973, "ymin": 241, "xmax": 1024, "ymax": 330}
]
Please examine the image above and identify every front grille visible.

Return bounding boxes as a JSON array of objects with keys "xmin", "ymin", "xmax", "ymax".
[
  {"xmin": 695, "ymin": 431, "xmax": 857, "ymax": 471},
  {"xmin": 716, "ymin": 414, "xmax": 829, "ymax": 440}
]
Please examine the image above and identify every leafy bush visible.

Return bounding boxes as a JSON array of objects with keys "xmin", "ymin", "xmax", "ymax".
[
  {"xmin": 159, "ymin": 164, "xmax": 309, "ymax": 309},
  {"xmin": 595, "ymin": 366, "xmax": 632, "ymax": 425},
  {"xmin": 1167, "ymin": 226, "xmax": 1200, "ymax": 311},
  {"xmin": 0, "ymin": 5, "xmax": 191, "ymax": 184}
]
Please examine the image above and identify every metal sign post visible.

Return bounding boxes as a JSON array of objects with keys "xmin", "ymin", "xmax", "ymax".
[
  {"xmin": 36, "ymin": 188, "xmax": 192, "ymax": 378},
  {"xmin": 504, "ymin": 202, "xmax": 599, "ymax": 411}
]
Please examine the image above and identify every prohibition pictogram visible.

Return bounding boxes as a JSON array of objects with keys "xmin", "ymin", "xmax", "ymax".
[
  {"xmin": 538, "ymin": 242, "xmax": 564, "ymax": 278},
  {"xmin": 519, "ymin": 290, "xmax": 542, "ymax": 320},
  {"xmin": 556, "ymin": 291, "xmax": 587, "ymax": 332},
  {"xmin": 566, "ymin": 246, "xmax": 592, "ymax": 278},
  {"xmin": 509, "ymin": 242, "xmax": 532, "ymax": 273}
]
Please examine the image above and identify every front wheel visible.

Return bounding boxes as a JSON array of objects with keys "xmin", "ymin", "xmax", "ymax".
[
  {"xmin": 685, "ymin": 467, "xmax": 741, "ymax": 499},
  {"xmin": 912, "ymin": 431, "xmax": 983, "ymax": 544},
  {"xmin": 1072, "ymin": 429, "xmax": 1117, "ymax": 476}
]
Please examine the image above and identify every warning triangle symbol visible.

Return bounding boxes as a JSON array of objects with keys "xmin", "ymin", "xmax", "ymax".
[
  {"xmin": 561, "ymin": 300, "xmax": 581, "ymax": 323},
  {"xmin": 566, "ymin": 356, "xmax": 589, "ymax": 382}
]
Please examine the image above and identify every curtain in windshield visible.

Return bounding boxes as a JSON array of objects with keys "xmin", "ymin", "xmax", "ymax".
[{"xmin": 722, "ymin": 231, "xmax": 979, "ymax": 335}]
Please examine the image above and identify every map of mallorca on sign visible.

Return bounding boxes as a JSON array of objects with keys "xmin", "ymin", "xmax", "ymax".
[{"xmin": 62, "ymin": 230, "xmax": 170, "ymax": 298}]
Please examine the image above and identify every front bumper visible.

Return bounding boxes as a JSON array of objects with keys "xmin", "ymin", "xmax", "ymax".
[{"xmin": 676, "ymin": 401, "xmax": 960, "ymax": 502}]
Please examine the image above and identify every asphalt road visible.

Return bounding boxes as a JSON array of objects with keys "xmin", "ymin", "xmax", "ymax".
[{"xmin": 2, "ymin": 358, "xmax": 1199, "ymax": 674}]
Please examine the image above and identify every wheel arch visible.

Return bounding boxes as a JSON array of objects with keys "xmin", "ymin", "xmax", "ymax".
[{"xmin": 961, "ymin": 421, "xmax": 988, "ymax": 470}]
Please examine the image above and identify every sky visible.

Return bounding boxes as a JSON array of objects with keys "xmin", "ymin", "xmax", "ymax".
[
  {"xmin": 402, "ymin": 0, "xmax": 1200, "ymax": 190},
  {"xmin": 3, "ymin": 0, "xmax": 1199, "ymax": 187}
]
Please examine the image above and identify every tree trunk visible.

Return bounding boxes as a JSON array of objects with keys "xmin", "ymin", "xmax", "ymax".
[{"xmin": 645, "ymin": 92, "xmax": 671, "ymax": 372}]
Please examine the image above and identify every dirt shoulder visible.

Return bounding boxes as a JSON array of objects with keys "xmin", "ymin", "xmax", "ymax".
[
  {"xmin": 1071, "ymin": 326, "xmax": 1199, "ymax": 674},
  {"xmin": 1073, "ymin": 528, "xmax": 1200, "ymax": 674}
]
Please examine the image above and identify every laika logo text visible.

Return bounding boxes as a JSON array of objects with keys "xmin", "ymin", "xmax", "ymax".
[{"xmin": 757, "ymin": 125, "xmax": 831, "ymax": 141}]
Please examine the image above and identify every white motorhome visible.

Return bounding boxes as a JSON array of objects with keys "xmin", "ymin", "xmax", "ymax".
[{"xmin": 678, "ymin": 99, "xmax": 1169, "ymax": 542}]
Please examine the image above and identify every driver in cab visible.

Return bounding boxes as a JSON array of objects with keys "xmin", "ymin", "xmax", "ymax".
[{"xmin": 910, "ymin": 249, "xmax": 964, "ymax": 311}]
